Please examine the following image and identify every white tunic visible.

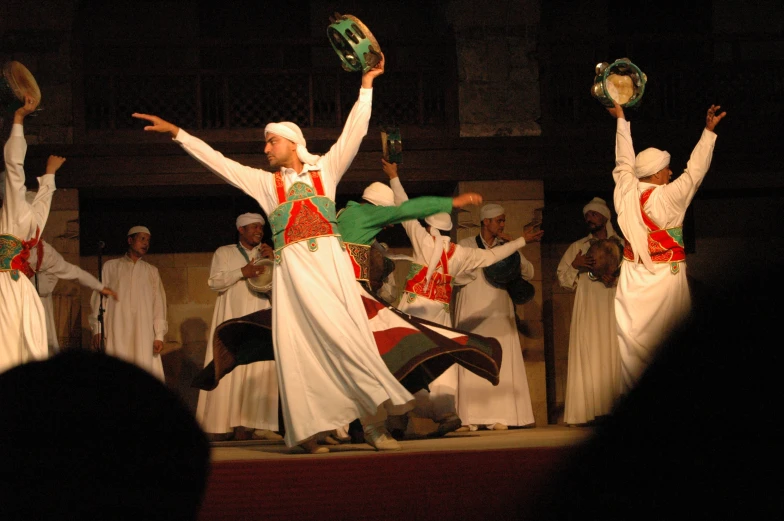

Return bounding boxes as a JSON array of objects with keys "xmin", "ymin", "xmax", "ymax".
[
  {"xmin": 613, "ymin": 118, "xmax": 716, "ymax": 393},
  {"xmin": 89, "ymin": 256, "xmax": 168, "ymax": 380},
  {"xmin": 557, "ymin": 233, "xmax": 620, "ymax": 424},
  {"xmin": 29, "ymin": 240, "xmax": 105, "ymax": 354},
  {"xmin": 390, "ymin": 177, "xmax": 528, "ymax": 420},
  {"xmin": 0, "ymin": 124, "xmax": 55, "ymax": 372},
  {"xmin": 195, "ymin": 243, "xmax": 279, "ymax": 433},
  {"xmin": 175, "ymin": 88, "xmax": 414, "ymax": 447},
  {"xmin": 453, "ymin": 234, "xmax": 536, "ymax": 427}
]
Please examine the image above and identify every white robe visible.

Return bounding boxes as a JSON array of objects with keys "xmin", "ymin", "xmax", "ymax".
[
  {"xmin": 453, "ymin": 234, "xmax": 536, "ymax": 427},
  {"xmin": 613, "ymin": 118, "xmax": 716, "ymax": 393},
  {"xmin": 29, "ymin": 240, "xmax": 105, "ymax": 354},
  {"xmin": 89, "ymin": 256, "xmax": 168, "ymax": 380},
  {"xmin": 0, "ymin": 124, "xmax": 55, "ymax": 372},
  {"xmin": 557, "ymin": 233, "xmax": 620, "ymax": 424},
  {"xmin": 175, "ymin": 87, "xmax": 414, "ymax": 447},
  {"xmin": 390, "ymin": 177, "xmax": 528, "ymax": 420},
  {"xmin": 195, "ymin": 243, "xmax": 279, "ymax": 433}
]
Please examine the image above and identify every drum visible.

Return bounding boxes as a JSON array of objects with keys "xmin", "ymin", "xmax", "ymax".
[
  {"xmin": 327, "ymin": 13, "xmax": 382, "ymax": 73},
  {"xmin": 1, "ymin": 61, "xmax": 41, "ymax": 114},
  {"xmin": 586, "ymin": 237, "xmax": 624, "ymax": 287},
  {"xmin": 483, "ymin": 252, "xmax": 535, "ymax": 305},
  {"xmin": 246, "ymin": 258, "xmax": 274, "ymax": 294},
  {"xmin": 591, "ymin": 58, "xmax": 647, "ymax": 108}
]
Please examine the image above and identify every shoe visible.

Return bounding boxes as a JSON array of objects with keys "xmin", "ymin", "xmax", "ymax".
[
  {"xmin": 488, "ymin": 423, "xmax": 508, "ymax": 430},
  {"xmin": 252, "ymin": 429, "xmax": 284, "ymax": 441},
  {"xmin": 300, "ymin": 438, "xmax": 329, "ymax": 454},
  {"xmin": 430, "ymin": 413, "xmax": 462, "ymax": 437},
  {"xmin": 363, "ymin": 423, "xmax": 401, "ymax": 451}
]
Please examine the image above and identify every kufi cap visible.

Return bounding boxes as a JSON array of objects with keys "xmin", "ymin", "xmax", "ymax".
[
  {"xmin": 236, "ymin": 212, "xmax": 265, "ymax": 228},
  {"xmin": 264, "ymin": 122, "xmax": 321, "ymax": 166},
  {"xmin": 634, "ymin": 148, "xmax": 671, "ymax": 179},
  {"xmin": 127, "ymin": 226, "xmax": 151, "ymax": 236},
  {"xmin": 582, "ymin": 197, "xmax": 611, "ymax": 220},
  {"xmin": 425, "ymin": 212, "xmax": 453, "ymax": 232},
  {"xmin": 480, "ymin": 203, "xmax": 504, "ymax": 221},
  {"xmin": 362, "ymin": 182, "xmax": 395, "ymax": 206}
]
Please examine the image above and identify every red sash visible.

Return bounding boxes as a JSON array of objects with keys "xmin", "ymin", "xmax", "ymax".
[
  {"xmin": 404, "ymin": 243, "xmax": 456, "ymax": 305},
  {"xmin": 623, "ymin": 188, "xmax": 686, "ymax": 265}
]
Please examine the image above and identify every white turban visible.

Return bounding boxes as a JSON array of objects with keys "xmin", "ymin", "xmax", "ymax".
[
  {"xmin": 634, "ymin": 148, "xmax": 671, "ymax": 179},
  {"xmin": 362, "ymin": 182, "xmax": 395, "ymax": 207},
  {"xmin": 127, "ymin": 226, "xmax": 151, "ymax": 236},
  {"xmin": 480, "ymin": 203, "xmax": 504, "ymax": 221},
  {"xmin": 583, "ymin": 197, "xmax": 618, "ymax": 238},
  {"xmin": 582, "ymin": 197, "xmax": 611, "ymax": 220},
  {"xmin": 236, "ymin": 212, "xmax": 265, "ymax": 228},
  {"xmin": 425, "ymin": 213, "xmax": 453, "ymax": 232},
  {"xmin": 264, "ymin": 122, "xmax": 321, "ymax": 166}
]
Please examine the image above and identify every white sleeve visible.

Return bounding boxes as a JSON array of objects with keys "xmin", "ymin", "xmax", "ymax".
[
  {"xmin": 175, "ymin": 129, "xmax": 271, "ymax": 211},
  {"xmin": 152, "ymin": 268, "xmax": 168, "ymax": 342},
  {"xmin": 456, "ymin": 237, "xmax": 527, "ymax": 273},
  {"xmin": 319, "ymin": 88, "xmax": 373, "ymax": 186},
  {"xmin": 659, "ymin": 128, "xmax": 717, "ymax": 216},
  {"xmin": 556, "ymin": 241, "xmax": 581, "ymax": 290},
  {"xmin": 208, "ymin": 247, "xmax": 244, "ymax": 292},
  {"xmin": 38, "ymin": 242, "xmax": 103, "ymax": 292}
]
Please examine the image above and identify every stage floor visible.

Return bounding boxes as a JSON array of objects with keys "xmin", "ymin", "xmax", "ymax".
[{"xmin": 208, "ymin": 425, "xmax": 594, "ymax": 461}]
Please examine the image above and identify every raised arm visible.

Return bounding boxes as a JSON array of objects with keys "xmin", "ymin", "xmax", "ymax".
[
  {"xmin": 661, "ymin": 105, "xmax": 725, "ymax": 213},
  {"xmin": 133, "ymin": 113, "xmax": 269, "ymax": 209},
  {"xmin": 321, "ymin": 53, "xmax": 386, "ymax": 184}
]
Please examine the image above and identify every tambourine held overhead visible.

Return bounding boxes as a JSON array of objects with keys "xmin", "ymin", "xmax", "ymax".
[
  {"xmin": 327, "ymin": 12, "xmax": 382, "ymax": 73},
  {"xmin": 0, "ymin": 61, "xmax": 42, "ymax": 114},
  {"xmin": 591, "ymin": 58, "xmax": 647, "ymax": 108}
]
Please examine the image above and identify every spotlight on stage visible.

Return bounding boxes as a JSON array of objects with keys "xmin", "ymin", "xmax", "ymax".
[
  {"xmin": 327, "ymin": 12, "xmax": 382, "ymax": 73},
  {"xmin": 591, "ymin": 58, "xmax": 647, "ymax": 108}
]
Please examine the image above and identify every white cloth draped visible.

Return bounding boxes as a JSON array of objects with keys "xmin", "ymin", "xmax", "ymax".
[
  {"xmin": 195, "ymin": 243, "xmax": 279, "ymax": 433},
  {"xmin": 453, "ymin": 234, "xmax": 536, "ymax": 427},
  {"xmin": 89, "ymin": 256, "xmax": 168, "ymax": 380},
  {"xmin": 390, "ymin": 178, "xmax": 528, "ymax": 421},
  {"xmin": 613, "ymin": 118, "xmax": 716, "ymax": 393},
  {"xmin": 175, "ymin": 88, "xmax": 414, "ymax": 447},
  {"xmin": 29, "ymin": 240, "xmax": 104, "ymax": 353},
  {"xmin": 557, "ymin": 233, "xmax": 620, "ymax": 424},
  {"xmin": 1, "ymin": 124, "xmax": 54, "ymax": 372}
]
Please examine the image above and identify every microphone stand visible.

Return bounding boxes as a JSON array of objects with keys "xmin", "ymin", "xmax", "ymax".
[{"xmin": 97, "ymin": 241, "xmax": 106, "ymax": 352}]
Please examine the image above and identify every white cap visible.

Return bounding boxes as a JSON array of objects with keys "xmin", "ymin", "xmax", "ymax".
[
  {"xmin": 127, "ymin": 226, "xmax": 151, "ymax": 236},
  {"xmin": 480, "ymin": 203, "xmax": 504, "ymax": 221},
  {"xmin": 425, "ymin": 212, "xmax": 453, "ymax": 232},
  {"xmin": 236, "ymin": 212, "xmax": 265, "ymax": 228},
  {"xmin": 362, "ymin": 182, "xmax": 395, "ymax": 207}
]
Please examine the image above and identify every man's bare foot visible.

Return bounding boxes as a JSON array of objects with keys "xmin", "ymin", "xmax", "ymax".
[{"xmin": 300, "ymin": 438, "xmax": 329, "ymax": 454}]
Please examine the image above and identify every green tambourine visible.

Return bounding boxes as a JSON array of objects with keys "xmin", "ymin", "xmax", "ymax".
[
  {"xmin": 327, "ymin": 13, "xmax": 382, "ymax": 73},
  {"xmin": 591, "ymin": 58, "xmax": 647, "ymax": 108}
]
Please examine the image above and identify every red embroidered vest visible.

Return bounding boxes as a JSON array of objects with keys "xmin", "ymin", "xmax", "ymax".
[
  {"xmin": 403, "ymin": 242, "xmax": 456, "ymax": 305},
  {"xmin": 623, "ymin": 187, "xmax": 686, "ymax": 273}
]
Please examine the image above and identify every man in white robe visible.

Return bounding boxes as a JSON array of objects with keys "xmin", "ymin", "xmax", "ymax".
[
  {"xmin": 385, "ymin": 161, "xmax": 543, "ymax": 433},
  {"xmin": 0, "ymin": 95, "xmax": 55, "ymax": 372},
  {"xmin": 607, "ymin": 102, "xmax": 726, "ymax": 394},
  {"xmin": 89, "ymin": 226, "xmax": 168, "ymax": 380},
  {"xmin": 196, "ymin": 213, "xmax": 281, "ymax": 442},
  {"xmin": 557, "ymin": 197, "xmax": 621, "ymax": 425},
  {"xmin": 453, "ymin": 203, "xmax": 537, "ymax": 431},
  {"xmin": 29, "ymin": 237, "xmax": 117, "ymax": 355},
  {"xmin": 132, "ymin": 55, "xmax": 415, "ymax": 453}
]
